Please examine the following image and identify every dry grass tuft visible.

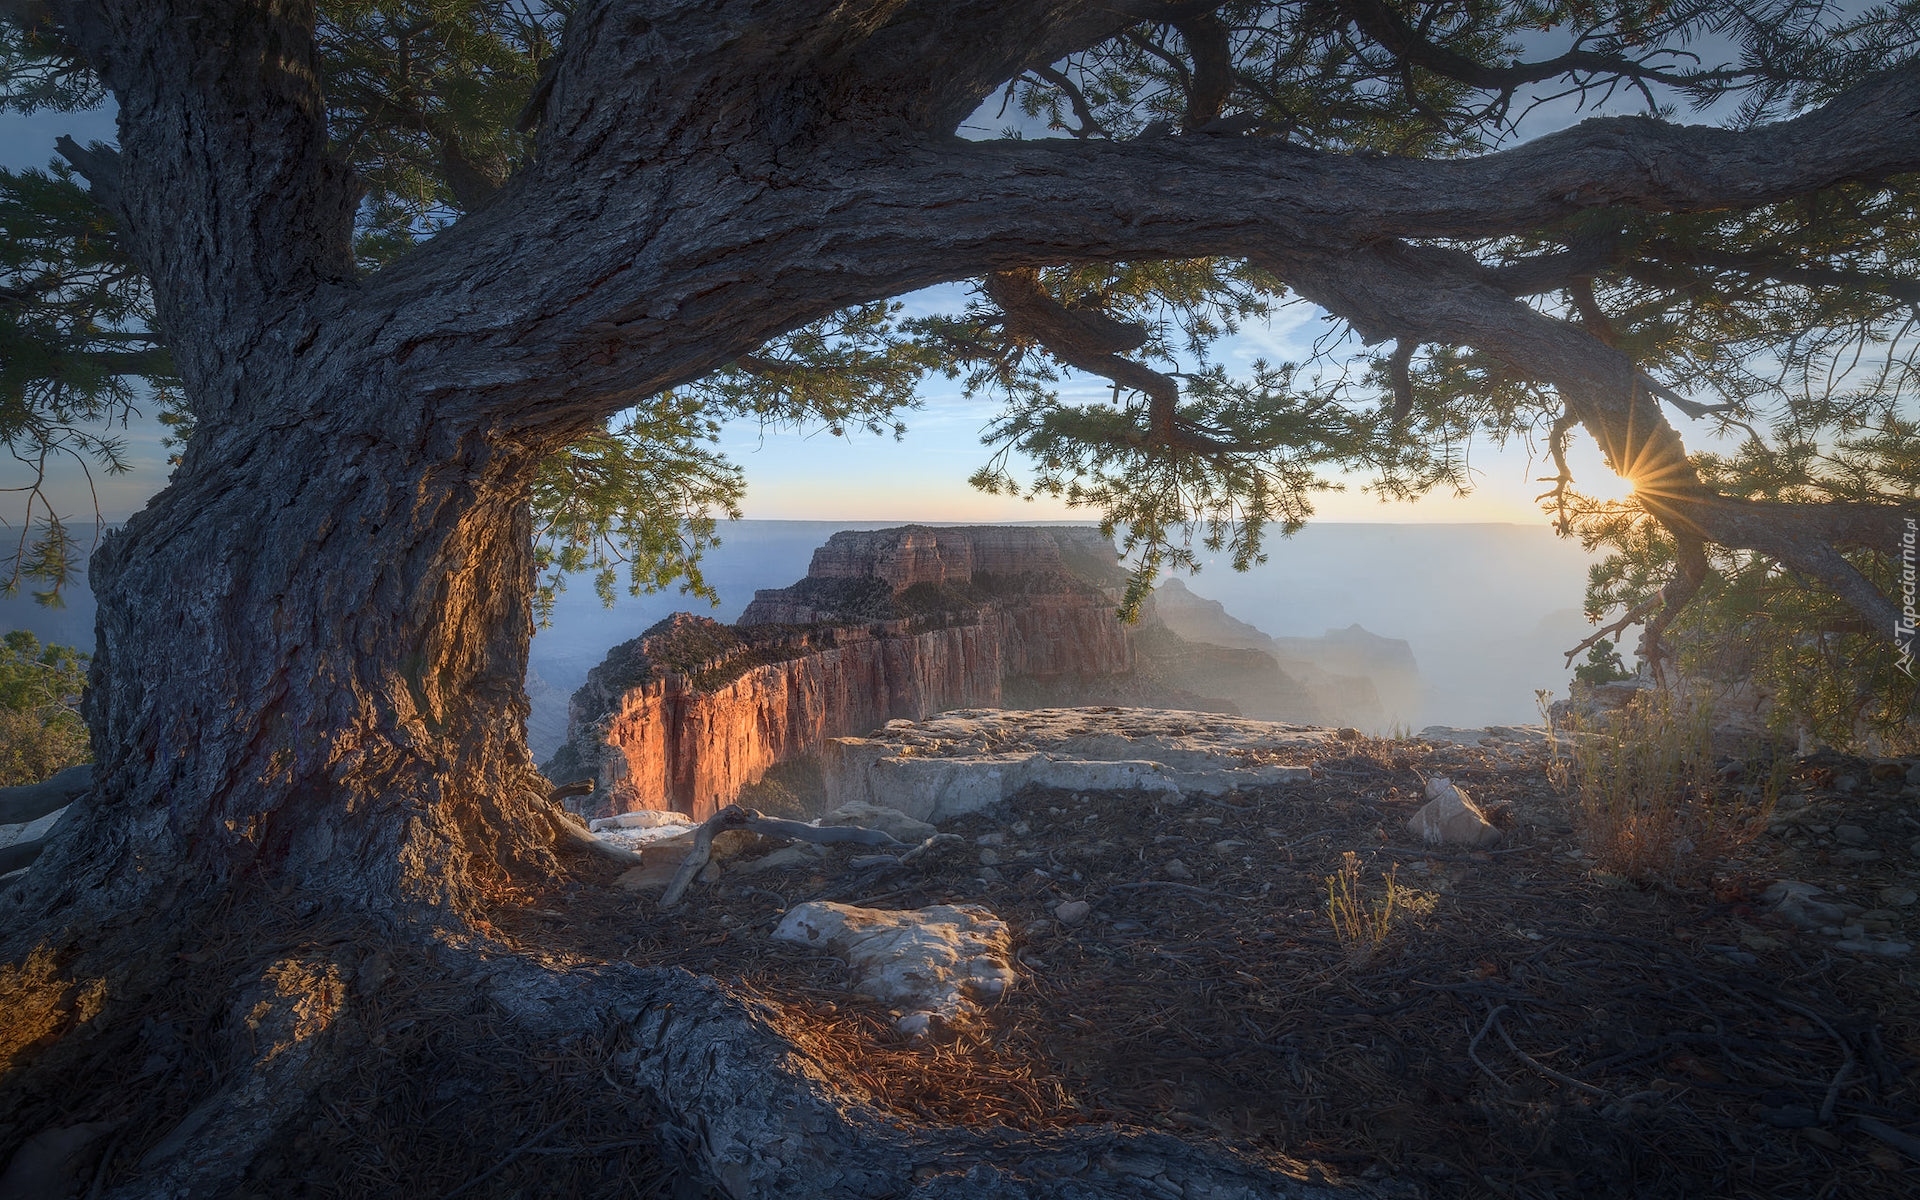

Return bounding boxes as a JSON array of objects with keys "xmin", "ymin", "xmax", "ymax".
[
  {"xmin": 1550, "ymin": 693, "xmax": 1776, "ymax": 886},
  {"xmin": 1324, "ymin": 851, "xmax": 1401, "ymax": 953}
]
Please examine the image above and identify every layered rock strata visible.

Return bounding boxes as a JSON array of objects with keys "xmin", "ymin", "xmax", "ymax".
[{"xmin": 546, "ymin": 527, "xmax": 1150, "ymax": 819}]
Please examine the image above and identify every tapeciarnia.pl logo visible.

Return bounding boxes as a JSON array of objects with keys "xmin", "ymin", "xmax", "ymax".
[{"xmin": 1899, "ymin": 516, "xmax": 1917, "ymax": 679}]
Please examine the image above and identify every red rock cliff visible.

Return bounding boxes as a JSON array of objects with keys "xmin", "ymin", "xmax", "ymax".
[{"xmin": 548, "ymin": 527, "xmax": 1138, "ymax": 819}]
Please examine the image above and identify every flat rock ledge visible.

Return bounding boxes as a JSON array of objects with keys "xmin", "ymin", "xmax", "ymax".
[{"xmin": 824, "ymin": 707, "xmax": 1331, "ymax": 824}]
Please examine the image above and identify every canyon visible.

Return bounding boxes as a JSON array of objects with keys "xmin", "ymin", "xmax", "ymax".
[{"xmin": 543, "ymin": 525, "xmax": 1416, "ymax": 819}]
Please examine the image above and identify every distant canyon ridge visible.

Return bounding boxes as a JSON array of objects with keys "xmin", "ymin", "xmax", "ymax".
[{"xmin": 543, "ymin": 525, "xmax": 1419, "ymax": 819}]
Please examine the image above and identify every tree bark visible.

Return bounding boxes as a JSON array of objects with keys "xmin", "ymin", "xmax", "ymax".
[{"xmin": 7, "ymin": 399, "xmax": 561, "ymax": 924}]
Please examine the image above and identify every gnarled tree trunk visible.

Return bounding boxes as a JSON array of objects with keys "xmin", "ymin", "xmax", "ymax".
[{"xmin": 12, "ymin": 411, "xmax": 558, "ymax": 924}]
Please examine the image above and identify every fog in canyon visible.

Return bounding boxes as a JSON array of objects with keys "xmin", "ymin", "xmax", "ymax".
[{"xmin": 3, "ymin": 521, "xmax": 1599, "ymax": 759}]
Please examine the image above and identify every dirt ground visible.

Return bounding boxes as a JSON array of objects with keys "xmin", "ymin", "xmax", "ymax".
[
  {"xmin": 489, "ymin": 731, "xmax": 1920, "ymax": 1200},
  {"xmin": 17, "ymin": 732, "xmax": 1911, "ymax": 1198}
]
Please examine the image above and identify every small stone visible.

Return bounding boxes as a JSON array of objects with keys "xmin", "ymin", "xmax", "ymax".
[
  {"xmin": 1337, "ymin": 727, "xmax": 1361, "ymax": 741},
  {"xmin": 1777, "ymin": 896, "xmax": 1848, "ymax": 928},
  {"xmin": 1878, "ymin": 886, "xmax": 1917, "ymax": 908},
  {"xmin": 1908, "ymin": 762, "xmax": 1920, "ymax": 786},
  {"xmin": 1054, "ymin": 899, "xmax": 1092, "ymax": 927},
  {"xmin": 1842, "ymin": 923, "xmax": 1867, "ymax": 940},
  {"xmin": 978, "ymin": 848, "xmax": 1002, "ymax": 866},
  {"xmin": 1835, "ymin": 774, "xmax": 1860, "ymax": 793},
  {"xmin": 978, "ymin": 866, "xmax": 1004, "ymax": 882},
  {"xmin": 1407, "ymin": 778, "xmax": 1501, "ymax": 848},
  {"xmin": 1763, "ymin": 880, "xmax": 1825, "ymax": 905},
  {"xmin": 1834, "ymin": 939, "xmax": 1913, "ymax": 958},
  {"xmin": 1163, "ymin": 859, "xmax": 1194, "ymax": 880},
  {"xmin": 1009, "ymin": 821, "xmax": 1031, "ymax": 836},
  {"xmin": 976, "ymin": 832, "xmax": 1007, "ymax": 847},
  {"xmin": 1779, "ymin": 792, "xmax": 1809, "ymax": 810},
  {"xmin": 1838, "ymin": 848, "xmax": 1885, "ymax": 864},
  {"xmin": 1834, "ymin": 825, "xmax": 1870, "ymax": 846},
  {"xmin": 1023, "ymin": 919, "xmax": 1055, "ymax": 937},
  {"xmin": 1739, "ymin": 932, "xmax": 1781, "ymax": 951},
  {"xmin": 1111, "ymin": 920, "xmax": 1145, "ymax": 933},
  {"xmin": 1212, "ymin": 840, "xmax": 1246, "ymax": 854}
]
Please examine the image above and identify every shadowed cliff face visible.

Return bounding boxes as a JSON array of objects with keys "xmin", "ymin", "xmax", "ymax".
[{"xmin": 544, "ymin": 528, "xmax": 1150, "ymax": 819}]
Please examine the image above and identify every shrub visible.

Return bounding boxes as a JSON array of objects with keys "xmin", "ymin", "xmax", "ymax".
[
  {"xmin": 0, "ymin": 631, "xmax": 90, "ymax": 787},
  {"xmin": 1549, "ymin": 693, "xmax": 1776, "ymax": 887}
]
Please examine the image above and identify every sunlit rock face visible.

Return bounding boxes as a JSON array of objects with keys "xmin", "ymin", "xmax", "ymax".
[{"xmin": 546, "ymin": 527, "xmax": 1142, "ymax": 820}]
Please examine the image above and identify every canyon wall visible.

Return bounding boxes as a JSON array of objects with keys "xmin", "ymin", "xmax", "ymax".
[
  {"xmin": 544, "ymin": 524, "xmax": 1405, "ymax": 820},
  {"xmin": 548, "ymin": 614, "xmax": 1002, "ymax": 820},
  {"xmin": 547, "ymin": 527, "xmax": 1142, "ymax": 819}
]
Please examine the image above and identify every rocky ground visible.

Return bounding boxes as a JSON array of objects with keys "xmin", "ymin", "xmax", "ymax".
[{"xmin": 461, "ymin": 709, "xmax": 1920, "ymax": 1199}]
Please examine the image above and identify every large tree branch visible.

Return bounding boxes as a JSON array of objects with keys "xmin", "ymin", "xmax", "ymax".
[
  {"xmin": 1267, "ymin": 239, "xmax": 1912, "ymax": 637},
  {"xmin": 365, "ymin": 55, "xmax": 1920, "ymax": 436}
]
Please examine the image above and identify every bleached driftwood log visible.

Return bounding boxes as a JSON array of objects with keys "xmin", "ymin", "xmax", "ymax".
[
  {"xmin": 0, "ymin": 765, "xmax": 94, "ymax": 877},
  {"xmin": 543, "ymin": 779, "xmax": 650, "ymax": 866},
  {"xmin": 659, "ymin": 804, "xmax": 904, "ymax": 908},
  {"xmin": 0, "ymin": 764, "xmax": 92, "ymax": 825}
]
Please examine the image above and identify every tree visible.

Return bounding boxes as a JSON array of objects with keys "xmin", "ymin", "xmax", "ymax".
[
  {"xmin": 1, "ymin": 2, "xmax": 1917, "ymax": 1195},
  {"xmin": 1571, "ymin": 638, "xmax": 1632, "ymax": 687}
]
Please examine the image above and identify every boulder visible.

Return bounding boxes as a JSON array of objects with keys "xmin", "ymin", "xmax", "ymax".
[
  {"xmin": 1407, "ymin": 777, "xmax": 1501, "ymax": 848},
  {"xmin": 772, "ymin": 901, "xmax": 1016, "ymax": 1038}
]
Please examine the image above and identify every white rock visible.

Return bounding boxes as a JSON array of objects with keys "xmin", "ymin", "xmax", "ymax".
[
  {"xmin": 1054, "ymin": 899, "xmax": 1092, "ymax": 927},
  {"xmin": 822, "ymin": 708, "xmax": 1326, "ymax": 821},
  {"xmin": 771, "ymin": 901, "xmax": 1015, "ymax": 1037},
  {"xmin": 1407, "ymin": 777, "xmax": 1501, "ymax": 848},
  {"xmin": 1764, "ymin": 880, "xmax": 1826, "ymax": 905},
  {"xmin": 1878, "ymin": 886, "xmax": 1918, "ymax": 908},
  {"xmin": 589, "ymin": 809, "xmax": 697, "ymax": 832},
  {"xmin": 818, "ymin": 800, "xmax": 935, "ymax": 843}
]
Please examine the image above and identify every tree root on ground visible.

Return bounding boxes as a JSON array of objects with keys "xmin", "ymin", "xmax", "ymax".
[{"xmin": 5, "ymin": 919, "xmax": 1404, "ymax": 1199}]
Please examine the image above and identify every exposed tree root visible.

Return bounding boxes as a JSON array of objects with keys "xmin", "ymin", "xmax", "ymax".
[
  {"xmin": 474, "ymin": 957, "xmax": 1397, "ymax": 1199},
  {"xmin": 4, "ymin": 896, "xmax": 1403, "ymax": 1199}
]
